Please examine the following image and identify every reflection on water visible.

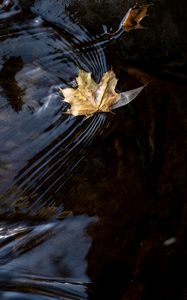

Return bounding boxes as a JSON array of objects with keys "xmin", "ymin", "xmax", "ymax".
[
  {"xmin": 0, "ymin": 0, "xmax": 111, "ymax": 213},
  {"xmin": 0, "ymin": 215, "xmax": 97, "ymax": 299},
  {"xmin": 0, "ymin": 1, "xmax": 111, "ymax": 298},
  {"xmin": 1, "ymin": 1, "xmax": 186, "ymax": 299}
]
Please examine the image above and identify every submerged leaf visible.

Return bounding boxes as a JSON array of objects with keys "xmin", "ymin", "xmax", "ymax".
[
  {"xmin": 60, "ymin": 69, "xmax": 144, "ymax": 117},
  {"xmin": 121, "ymin": 5, "xmax": 149, "ymax": 32}
]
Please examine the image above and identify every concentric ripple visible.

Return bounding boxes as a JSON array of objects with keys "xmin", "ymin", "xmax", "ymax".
[{"xmin": 0, "ymin": 1, "xmax": 117, "ymax": 299}]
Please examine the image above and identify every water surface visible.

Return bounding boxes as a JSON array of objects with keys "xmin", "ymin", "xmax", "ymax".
[{"xmin": 1, "ymin": 1, "xmax": 187, "ymax": 300}]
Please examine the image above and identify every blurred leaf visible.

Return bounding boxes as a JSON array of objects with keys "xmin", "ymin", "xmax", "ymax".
[{"xmin": 121, "ymin": 5, "xmax": 149, "ymax": 32}]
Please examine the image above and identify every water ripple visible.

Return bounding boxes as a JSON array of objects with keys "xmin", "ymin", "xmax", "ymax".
[
  {"xmin": 0, "ymin": 215, "xmax": 97, "ymax": 299},
  {"xmin": 0, "ymin": 2, "xmax": 115, "ymax": 298}
]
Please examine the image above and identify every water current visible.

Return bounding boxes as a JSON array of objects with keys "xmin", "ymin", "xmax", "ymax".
[
  {"xmin": 0, "ymin": 1, "xmax": 128, "ymax": 299},
  {"xmin": 0, "ymin": 1, "xmax": 187, "ymax": 300}
]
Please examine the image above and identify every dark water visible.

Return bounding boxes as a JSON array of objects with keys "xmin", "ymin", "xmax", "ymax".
[
  {"xmin": 0, "ymin": 1, "xmax": 109, "ymax": 299},
  {"xmin": 0, "ymin": 1, "xmax": 124, "ymax": 299},
  {"xmin": 0, "ymin": 1, "xmax": 187, "ymax": 300},
  {"xmin": 0, "ymin": 0, "xmax": 112, "ymax": 209}
]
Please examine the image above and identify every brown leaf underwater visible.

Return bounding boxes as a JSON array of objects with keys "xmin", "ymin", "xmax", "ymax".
[
  {"xmin": 121, "ymin": 5, "xmax": 149, "ymax": 32},
  {"xmin": 60, "ymin": 69, "xmax": 145, "ymax": 117}
]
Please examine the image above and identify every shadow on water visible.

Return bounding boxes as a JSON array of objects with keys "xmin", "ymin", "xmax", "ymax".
[{"xmin": 0, "ymin": 0, "xmax": 187, "ymax": 300}]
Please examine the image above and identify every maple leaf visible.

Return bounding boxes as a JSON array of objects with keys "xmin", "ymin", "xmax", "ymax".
[
  {"xmin": 121, "ymin": 5, "xmax": 149, "ymax": 32},
  {"xmin": 60, "ymin": 69, "xmax": 120, "ymax": 117},
  {"xmin": 60, "ymin": 69, "xmax": 144, "ymax": 117}
]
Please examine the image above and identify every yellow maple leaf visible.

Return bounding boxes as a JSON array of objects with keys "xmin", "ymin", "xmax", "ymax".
[
  {"xmin": 60, "ymin": 69, "xmax": 145, "ymax": 117},
  {"xmin": 60, "ymin": 69, "xmax": 120, "ymax": 117},
  {"xmin": 121, "ymin": 5, "xmax": 149, "ymax": 32}
]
